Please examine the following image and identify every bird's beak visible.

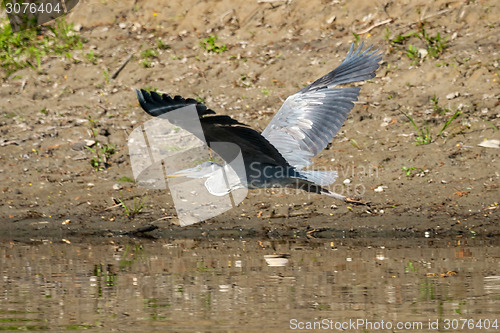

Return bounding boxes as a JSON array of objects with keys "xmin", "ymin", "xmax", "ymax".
[{"xmin": 166, "ymin": 173, "xmax": 184, "ymax": 178}]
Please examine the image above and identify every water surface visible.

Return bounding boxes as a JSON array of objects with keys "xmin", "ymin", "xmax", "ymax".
[{"xmin": 1, "ymin": 236, "xmax": 499, "ymax": 332}]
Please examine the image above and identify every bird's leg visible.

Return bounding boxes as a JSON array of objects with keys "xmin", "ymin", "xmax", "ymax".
[
  {"xmin": 300, "ymin": 183, "xmax": 370, "ymax": 205},
  {"xmin": 320, "ymin": 189, "xmax": 346, "ymax": 201},
  {"xmin": 208, "ymin": 147, "xmax": 214, "ymax": 161},
  {"xmin": 320, "ymin": 188, "xmax": 370, "ymax": 206}
]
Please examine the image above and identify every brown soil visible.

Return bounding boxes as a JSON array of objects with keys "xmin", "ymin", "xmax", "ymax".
[{"xmin": 1, "ymin": 0, "xmax": 499, "ymax": 241}]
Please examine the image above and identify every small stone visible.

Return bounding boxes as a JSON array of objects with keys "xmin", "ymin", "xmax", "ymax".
[
  {"xmin": 478, "ymin": 139, "xmax": 500, "ymax": 149},
  {"xmin": 119, "ymin": 22, "xmax": 127, "ymax": 29},
  {"xmin": 113, "ymin": 183, "xmax": 123, "ymax": 190},
  {"xmin": 446, "ymin": 92, "xmax": 460, "ymax": 100},
  {"xmin": 326, "ymin": 15, "xmax": 336, "ymax": 24},
  {"xmin": 71, "ymin": 140, "xmax": 95, "ymax": 151},
  {"xmin": 73, "ymin": 23, "xmax": 82, "ymax": 32},
  {"xmin": 343, "ymin": 179, "xmax": 351, "ymax": 184}
]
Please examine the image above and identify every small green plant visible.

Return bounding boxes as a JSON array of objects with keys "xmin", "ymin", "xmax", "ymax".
[
  {"xmin": 86, "ymin": 116, "xmax": 116, "ymax": 171},
  {"xmin": 430, "ymin": 94, "xmax": 440, "ymax": 112},
  {"xmin": 350, "ymin": 138, "xmax": 362, "ymax": 150},
  {"xmin": 420, "ymin": 28, "xmax": 447, "ymax": 58},
  {"xmin": 156, "ymin": 39, "xmax": 170, "ymax": 50},
  {"xmin": 199, "ymin": 35, "xmax": 227, "ymax": 53},
  {"xmin": 141, "ymin": 48, "xmax": 158, "ymax": 58},
  {"xmin": 402, "ymin": 166, "xmax": 416, "ymax": 178},
  {"xmin": 261, "ymin": 88, "xmax": 270, "ymax": 95},
  {"xmin": 140, "ymin": 48, "xmax": 158, "ymax": 68},
  {"xmin": 406, "ymin": 44, "xmax": 419, "ymax": 65},
  {"xmin": 102, "ymin": 69, "xmax": 110, "ymax": 85},
  {"xmin": 485, "ymin": 119, "xmax": 499, "ymax": 132},
  {"xmin": 118, "ymin": 176, "xmax": 135, "ymax": 183},
  {"xmin": 402, "ymin": 111, "xmax": 432, "ymax": 145},
  {"xmin": 384, "ymin": 26, "xmax": 391, "ymax": 42},
  {"xmin": 85, "ymin": 50, "xmax": 100, "ymax": 65},
  {"xmin": 139, "ymin": 39, "xmax": 169, "ymax": 68},
  {"xmin": 40, "ymin": 108, "xmax": 49, "ymax": 115},
  {"xmin": 118, "ymin": 196, "xmax": 146, "ymax": 218},
  {"xmin": 386, "ymin": 27, "xmax": 415, "ymax": 46},
  {"xmin": 405, "ymin": 261, "xmax": 418, "ymax": 272},
  {"xmin": 119, "ymin": 244, "xmax": 144, "ymax": 269},
  {"xmin": 437, "ymin": 109, "xmax": 461, "ymax": 137},
  {"xmin": 430, "ymin": 94, "xmax": 452, "ymax": 115},
  {"xmin": 386, "ymin": 25, "xmax": 448, "ymax": 63},
  {"xmin": 352, "ymin": 32, "xmax": 361, "ymax": 46},
  {"xmin": 0, "ymin": 17, "xmax": 82, "ymax": 76},
  {"xmin": 143, "ymin": 85, "xmax": 158, "ymax": 93},
  {"xmin": 401, "ymin": 109, "xmax": 461, "ymax": 145},
  {"xmin": 194, "ymin": 94, "xmax": 205, "ymax": 103}
]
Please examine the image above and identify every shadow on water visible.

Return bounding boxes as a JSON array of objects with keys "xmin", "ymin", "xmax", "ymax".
[{"xmin": 1, "ymin": 236, "xmax": 499, "ymax": 332}]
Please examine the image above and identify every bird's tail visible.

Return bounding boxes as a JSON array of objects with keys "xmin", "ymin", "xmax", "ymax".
[{"xmin": 297, "ymin": 170, "xmax": 338, "ymax": 186}]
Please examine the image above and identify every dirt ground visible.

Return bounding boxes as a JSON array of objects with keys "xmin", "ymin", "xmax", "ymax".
[{"xmin": 0, "ymin": 0, "xmax": 498, "ymax": 241}]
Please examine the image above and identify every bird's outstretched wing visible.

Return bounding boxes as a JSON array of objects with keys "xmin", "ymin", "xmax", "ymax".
[
  {"xmin": 136, "ymin": 89, "xmax": 290, "ymax": 167},
  {"xmin": 261, "ymin": 42, "xmax": 382, "ymax": 168}
]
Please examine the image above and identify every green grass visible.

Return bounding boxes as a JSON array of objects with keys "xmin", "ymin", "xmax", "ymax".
[
  {"xmin": 86, "ymin": 116, "xmax": 116, "ymax": 171},
  {"xmin": 156, "ymin": 39, "xmax": 170, "ymax": 50},
  {"xmin": 102, "ymin": 69, "xmax": 110, "ymax": 85},
  {"xmin": 118, "ymin": 196, "xmax": 146, "ymax": 218},
  {"xmin": 143, "ymin": 85, "xmax": 158, "ymax": 93},
  {"xmin": 485, "ymin": 119, "xmax": 499, "ymax": 132},
  {"xmin": 406, "ymin": 44, "xmax": 419, "ymax": 65},
  {"xmin": 437, "ymin": 109, "xmax": 461, "ymax": 137},
  {"xmin": 85, "ymin": 49, "xmax": 101, "ymax": 65},
  {"xmin": 385, "ymin": 25, "xmax": 448, "ymax": 64},
  {"xmin": 118, "ymin": 176, "xmax": 135, "ymax": 183},
  {"xmin": 194, "ymin": 94, "xmax": 205, "ymax": 103},
  {"xmin": 140, "ymin": 48, "xmax": 157, "ymax": 68},
  {"xmin": 401, "ymin": 109, "xmax": 461, "ymax": 145},
  {"xmin": 199, "ymin": 35, "xmax": 227, "ymax": 53},
  {"xmin": 401, "ymin": 111, "xmax": 432, "ymax": 145},
  {"xmin": 0, "ymin": 18, "xmax": 82, "ymax": 76},
  {"xmin": 352, "ymin": 32, "xmax": 361, "ymax": 46},
  {"xmin": 402, "ymin": 166, "xmax": 416, "ymax": 178},
  {"xmin": 140, "ymin": 39, "xmax": 169, "ymax": 68}
]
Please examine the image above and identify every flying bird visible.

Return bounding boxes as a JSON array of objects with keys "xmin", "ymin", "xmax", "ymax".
[{"xmin": 136, "ymin": 42, "xmax": 382, "ymax": 204}]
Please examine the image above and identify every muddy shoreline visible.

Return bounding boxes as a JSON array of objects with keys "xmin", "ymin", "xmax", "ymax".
[{"xmin": 1, "ymin": 0, "xmax": 498, "ymax": 241}]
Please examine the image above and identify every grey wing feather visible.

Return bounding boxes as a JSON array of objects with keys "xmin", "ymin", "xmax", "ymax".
[
  {"xmin": 299, "ymin": 42, "xmax": 382, "ymax": 93},
  {"xmin": 262, "ymin": 43, "xmax": 382, "ymax": 168}
]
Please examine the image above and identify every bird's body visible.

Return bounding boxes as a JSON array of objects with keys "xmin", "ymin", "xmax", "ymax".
[{"xmin": 136, "ymin": 42, "xmax": 382, "ymax": 203}]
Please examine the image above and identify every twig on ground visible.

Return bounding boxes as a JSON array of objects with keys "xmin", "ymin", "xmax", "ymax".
[{"xmin": 111, "ymin": 54, "xmax": 133, "ymax": 79}]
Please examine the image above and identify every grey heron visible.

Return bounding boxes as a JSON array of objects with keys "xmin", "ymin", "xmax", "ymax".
[{"xmin": 136, "ymin": 42, "xmax": 382, "ymax": 204}]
